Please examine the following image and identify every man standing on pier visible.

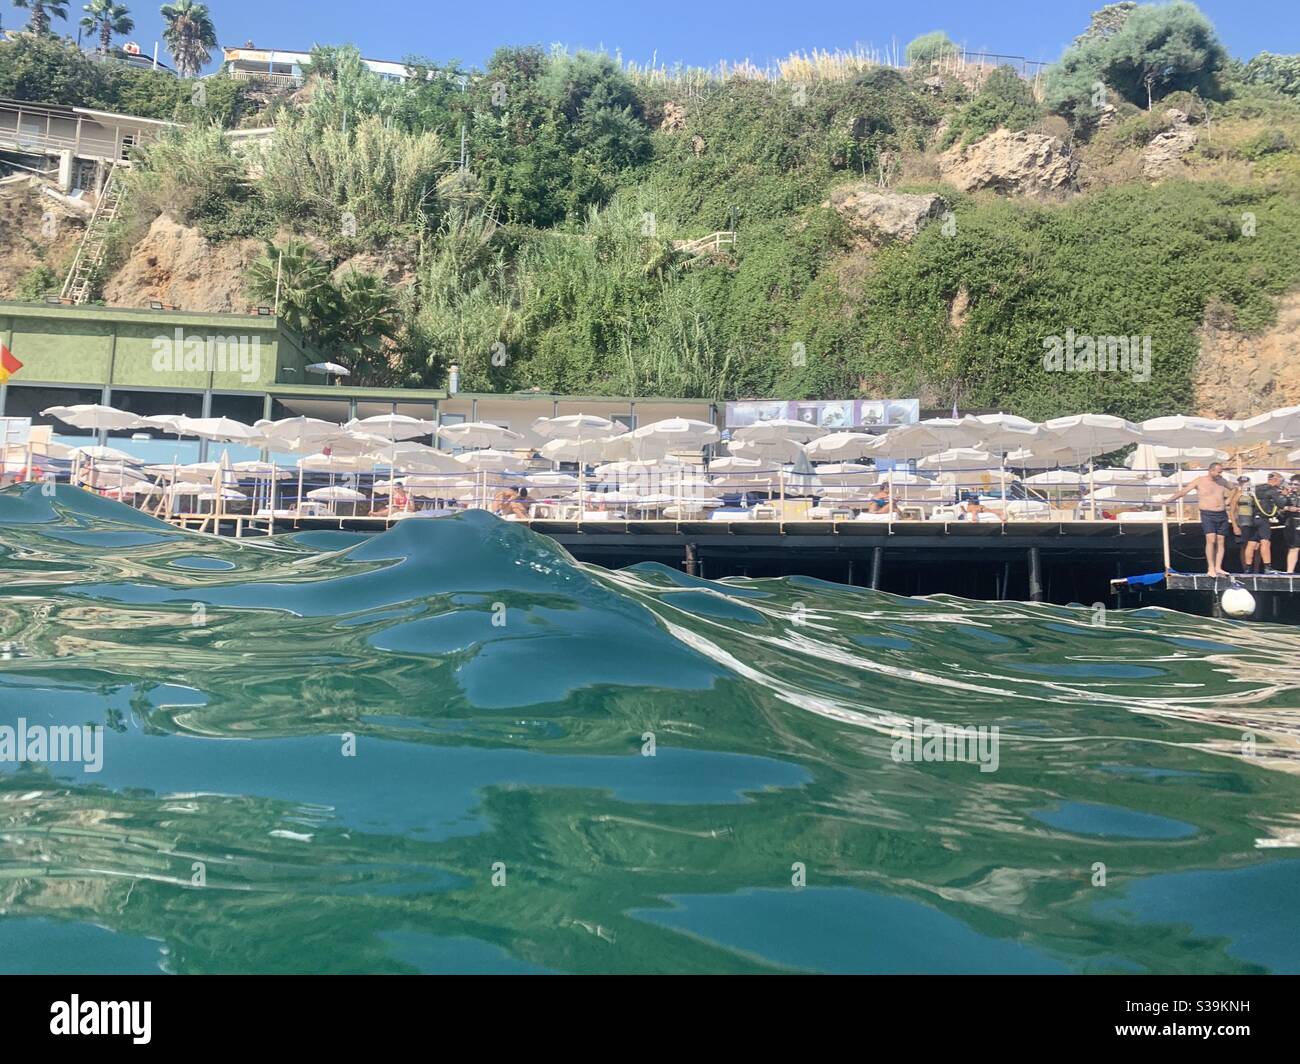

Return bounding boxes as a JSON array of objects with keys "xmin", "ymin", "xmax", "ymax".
[{"xmin": 1162, "ymin": 462, "xmax": 1233, "ymax": 577}]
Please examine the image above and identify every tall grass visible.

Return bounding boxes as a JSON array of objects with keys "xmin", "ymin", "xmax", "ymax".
[{"xmin": 261, "ymin": 113, "xmax": 449, "ymax": 234}]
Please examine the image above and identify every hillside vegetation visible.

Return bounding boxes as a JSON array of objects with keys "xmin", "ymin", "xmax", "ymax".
[{"xmin": 2, "ymin": 2, "xmax": 1300, "ymax": 418}]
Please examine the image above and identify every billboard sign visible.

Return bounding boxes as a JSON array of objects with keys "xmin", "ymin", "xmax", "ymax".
[{"xmin": 725, "ymin": 399, "xmax": 919, "ymax": 430}]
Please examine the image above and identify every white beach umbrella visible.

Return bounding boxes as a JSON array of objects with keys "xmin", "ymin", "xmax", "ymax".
[
  {"xmin": 864, "ymin": 423, "xmax": 952, "ymax": 459},
  {"xmin": 732, "ymin": 418, "xmax": 828, "ymax": 444},
  {"xmin": 436, "ymin": 422, "xmax": 523, "ymax": 448},
  {"xmin": 307, "ymin": 485, "xmax": 367, "ymax": 502},
  {"xmin": 183, "ymin": 416, "xmax": 261, "ymax": 442},
  {"xmin": 297, "ymin": 452, "xmax": 376, "ymax": 473},
  {"xmin": 42, "ymin": 404, "xmax": 143, "ymax": 432},
  {"xmin": 730, "ymin": 437, "xmax": 808, "ymax": 464},
  {"xmin": 1234, "ymin": 406, "xmax": 1300, "ymax": 445},
  {"xmin": 306, "ymin": 362, "xmax": 351, "ymax": 379},
  {"xmin": 197, "ymin": 487, "xmax": 248, "ymax": 501},
  {"xmin": 811, "ymin": 461, "xmax": 875, "ymax": 475},
  {"xmin": 1040, "ymin": 413, "xmax": 1142, "ymax": 456},
  {"xmin": 631, "ymin": 417, "xmax": 720, "ymax": 448},
  {"xmin": 1088, "ymin": 467, "xmax": 1150, "ymax": 485},
  {"xmin": 1151, "ymin": 445, "xmax": 1229, "ymax": 464},
  {"xmin": 255, "ymin": 416, "xmax": 340, "ymax": 449},
  {"xmin": 455, "ymin": 448, "xmax": 525, "ymax": 472},
  {"xmin": 71, "ymin": 444, "xmax": 137, "ymax": 462},
  {"xmin": 1139, "ymin": 415, "xmax": 1232, "ymax": 448},
  {"xmin": 345, "ymin": 414, "xmax": 437, "ymax": 441},
  {"xmin": 232, "ymin": 461, "xmax": 290, "ymax": 479},
  {"xmin": 540, "ymin": 436, "xmax": 619, "ymax": 463},
  {"xmin": 917, "ymin": 448, "xmax": 998, "ymax": 471},
  {"xmin": 367, "ymin": 440, "xmax": 460, "ymax": 472},
  {"xmin": 804, "ymin": 432, "xmax": 877, "ymax": 461},
  {"xmin": 972, "ymin": 413, "xmax": 1040, "ymax": 451},
  {"xmin": 1024, "ymin": 470, "xmax": 1085, "ymax": 487},
  {"xmin": 708, "ymin": 456, "xmax": 765, "ymax": 472},
  {"xmin": 916, "ymin": 416, "xmax": 989, "ymax": 450},
  {"xmin": 532, "ymin": 414, "xmax": 617, "ymax": 439},
  {"xmin": 526, "ymin": 473, "xmax": 581, "ymax": 491}
]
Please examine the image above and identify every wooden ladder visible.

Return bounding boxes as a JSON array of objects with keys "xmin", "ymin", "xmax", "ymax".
[{"xmin": 60, "ymin": 164, "xmax": 125, "ymax": 304}]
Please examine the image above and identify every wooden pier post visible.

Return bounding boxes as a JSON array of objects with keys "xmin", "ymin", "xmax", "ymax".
[
  {"xmin": 684, "ymin": 542, "xmax": 699, "ymax": 577},
  {"xmin": 870, "ymin": 546, "xmax": 883, "ymax": 590},
  {"xmin": 1028, "ymin": 546, "xmax": 1043, "ymax": 602}
]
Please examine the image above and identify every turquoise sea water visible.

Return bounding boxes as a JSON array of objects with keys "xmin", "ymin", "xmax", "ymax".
[{"xmin": 1, "ymin": 483, "xmax": 1298, "ymax": 974}]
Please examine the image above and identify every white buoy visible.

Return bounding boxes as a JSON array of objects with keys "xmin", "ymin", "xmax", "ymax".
[{"xmin": 1221, "ymin": 587, "xmax": 1256, "ymax": 619}]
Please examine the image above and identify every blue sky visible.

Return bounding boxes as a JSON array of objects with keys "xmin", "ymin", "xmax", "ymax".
[{"xmin": 12, "ymin": 0, "xmax": 1299, "ymax": 72}]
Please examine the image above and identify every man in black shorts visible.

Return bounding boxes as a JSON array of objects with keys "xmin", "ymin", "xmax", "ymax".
[{"xmin": 1163, "ymin": 462, "xmax": 1232, "ymax": 576}]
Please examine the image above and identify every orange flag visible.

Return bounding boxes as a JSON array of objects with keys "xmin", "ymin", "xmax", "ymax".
[{"xmin": 0, "ymin": 343, "xmax": 21, "ymax": 384}]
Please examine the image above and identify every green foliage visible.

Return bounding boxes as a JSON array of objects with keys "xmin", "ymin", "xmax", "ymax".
[
  {"xmin": 120, "ymin": 122, "xmax": 257, "ymax": 236},
  {"xmin": 1241, "ymin": 53, "xmax": 1300, "ymax": 100},
  {"xmin": 15, "ymin": 265, "xmax": 60, "ymax": 301},
  {"xmin": 0, "ymin": 35, "xmax": 249, "ymax": 123},
  {"xmin": 245, "ymin": 240, "xmax": 397, "ymax": 374},
  {"xmin": 845, "ymin": 182, "xmax": 1300, "ymax": 418},
  {"xmin": 160, "ymin": 0, "xmax": 218, "ymax": 79},
  {"xmin": 1046, "ymin": 0, "xmax": 1228, "ymax": 119},
  {"xmin": 943, "ymin": 66, "xmax": 1044, "ymax": 146},
  {"xmin": 905, "ymin": 32, "xmax": 959, "ymax": 66},
  {"xmin": 260, "ymin": 112, "xmax": 449, "ymax": 239},
  {"xmin": 463, "ymin": 47, "xmax": 652, "ymax": 228},
  {"xmin": 13, "ymin": 0, "xmax": 70, "ymax": 36},
  {"xmin": 80, "ymin": 0, "xmax": 134, "ymax": 54}
]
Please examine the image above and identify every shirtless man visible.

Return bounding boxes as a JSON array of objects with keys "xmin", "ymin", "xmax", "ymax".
[{"xmin": 1162, "ymin": 462, "xmax": 1233, "ymax": 577}]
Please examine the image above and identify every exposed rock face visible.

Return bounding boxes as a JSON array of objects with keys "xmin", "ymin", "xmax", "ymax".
[
  {"xmin": 939, "ymin": 128, "xmax": 1075, "ymax": 196},
  {"xmin": 331, "ymin": 249, "xmax": 416, "ymax": 288},
  {"xmin": 101, "ymin": 214, "xmax": 261, "ymax": 313},
  {"xmin": 1142, "ymin": 108, "xmax": 1198, "ymax": 179},
  {"xmin": 825, "ymin": 186, "xmax": 946, "ymax": 246},
  {"xmin": 659, "ymin": 101, "xmax": 687, "ymax": 132},
  {"xmin": 1193, "ymin": 289, "xmax": 1300, "ymax": 419},
  {"xmin": 0, "ymin": 178, "xmax": 85, "ymax": 299}
]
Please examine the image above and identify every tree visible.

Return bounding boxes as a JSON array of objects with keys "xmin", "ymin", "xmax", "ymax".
[
  {"xmin": 80, "ymin": 0, "xmax": 133, "ymax": 54},
  {"xmin": 13, "ymin": 0, "xmax": 69, "ymax": 35},
  {"xmin": 1046, "ymin": 1, "xmax": 1227, "ymax": 117},
  {"xmin": 905, "ymin": 31, "xmax": 959, "ymax": 67},
  {"xmin": 160, "ymin": 0, "xmax": 217, "ymax": 78},
  {"xmin": 1073, "ymin": 2, "xmax": 1137, "ymax": 45},
  {"xmin": 1241, "ymin": 52, "xmax": 1300, "ymax": 99}
]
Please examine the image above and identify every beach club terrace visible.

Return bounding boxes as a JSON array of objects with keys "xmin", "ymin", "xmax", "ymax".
[{"xmin": 5, "ymin": 301, "xmax": 1300, "ymax": 615}]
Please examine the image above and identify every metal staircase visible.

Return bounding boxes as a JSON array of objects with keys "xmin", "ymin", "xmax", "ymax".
[{"xmin": 61, "ymin": 165, "xmax": 125, "ymax": 304}]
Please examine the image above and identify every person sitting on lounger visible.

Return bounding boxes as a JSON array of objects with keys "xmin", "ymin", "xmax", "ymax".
[
  {"xmin": 865, "ymin": 486, "xmax": 894, "ymax": 514},
  {"xmin": 958, "ymin": 496, "xmax": 1004, "ymax": 523},
  {"xmin": 371, "ymin": 483, "xmax": 413, "ymax": 517},
  {"xmin": 493, "ymin": 486, "xmax": 531, "ymax": 518}
]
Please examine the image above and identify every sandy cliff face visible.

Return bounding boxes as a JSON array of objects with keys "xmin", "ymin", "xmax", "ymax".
[
  {"xmin": 100, "ymin": 214, "xmax": 262, "ymax": 313},
  {"xmin": 0, "ymin": 178, "xmax": 85, "ymax": 299},
  {"xmin": 1192, "ymin": 289, "xmax": 1300, "ymax": 419}
]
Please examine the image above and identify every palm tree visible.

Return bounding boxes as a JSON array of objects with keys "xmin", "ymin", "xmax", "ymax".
[
  {"xmin": 159, "ymin": 0, "xmax": 216, "ymax": 78},
  {"xmin": 13, "ymin": 0, "xmax": 70, "ymax": 36},
  {"xmin": 80, "ymin": 0, "xmax": 133, "ymax": 53}
]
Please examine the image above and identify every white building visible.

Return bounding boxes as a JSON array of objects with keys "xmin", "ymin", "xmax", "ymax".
[{"xmin": 222, "ymin": 45, "xmax": 410, "ymax": 85}]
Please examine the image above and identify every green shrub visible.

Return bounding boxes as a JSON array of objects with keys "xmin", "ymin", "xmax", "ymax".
[{"xmin": 943, "ymin": 67, "xmax": 1043, "ymax": 146}]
